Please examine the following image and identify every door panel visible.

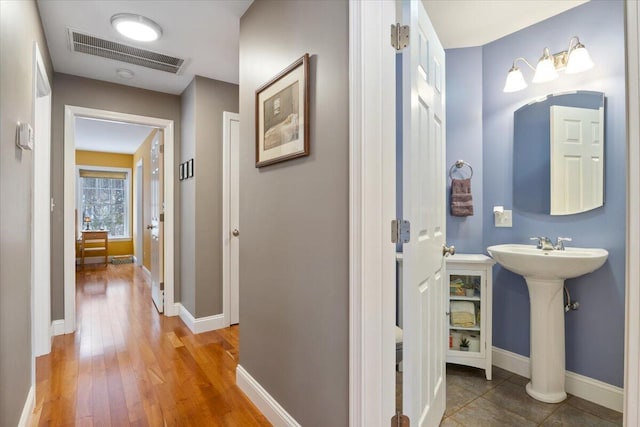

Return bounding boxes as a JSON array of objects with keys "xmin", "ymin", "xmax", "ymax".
[
  {"xmin": 402, "ymin": 1, "xmax": 446, "ymax": 425},
  {"xmin": 151, "ymin": 130, "xmax": 164, "ymax": 313}
]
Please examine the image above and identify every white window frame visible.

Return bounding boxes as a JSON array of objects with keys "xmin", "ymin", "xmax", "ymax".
[{"xmin": 76, "ymin": 165, "xmax": 132, "ymax": 241}]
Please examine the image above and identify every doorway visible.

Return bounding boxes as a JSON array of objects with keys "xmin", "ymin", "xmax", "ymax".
[{"xmin": 63, "ymin": 106, "xmax": 177, "ymax": 334}]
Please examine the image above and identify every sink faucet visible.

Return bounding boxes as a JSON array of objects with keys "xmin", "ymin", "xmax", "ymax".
[
  {"xmin": 554, "ymin": 237, "xmax": 572, "ymax": 251},
  {"xmin": 530, "ymin": 236, "xmax": 555, "ymax": 251}
]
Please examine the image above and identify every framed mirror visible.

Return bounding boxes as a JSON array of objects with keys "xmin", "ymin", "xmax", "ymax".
[{"xmin": 513, "ymin": 90, "xmax": 605, "ymax": 215}]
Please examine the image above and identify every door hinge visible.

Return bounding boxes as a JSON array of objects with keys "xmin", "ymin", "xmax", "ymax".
[
  {"xmin": 391, "ymin": 219, "xmax": 410, "ymax": 244},
  {"xmin": 391, "ymin": 413, "xmax": 410, "ymax": 427},
  {"xmin": 159, "ymin": 144, "xmax": 164, "ymax": 154},
  {"xmin": 391, "ymin": 23, "xmax": 410, "ymax": 51}
]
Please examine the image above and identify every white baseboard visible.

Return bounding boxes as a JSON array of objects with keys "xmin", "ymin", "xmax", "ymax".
[
  {"xmin": 492, "ymin": 346, "xmax": 623, "ymax": 412},
  {"xmin": 18, "ymin": 386, "xmax": 34, "ymax": 427},
  {"xmin": 236, "ymin": 365, "xmax": 301, "ymax": 427},
  {"xmin": 176, "ymin": 303, "xmax": 225, "ymax": 334},
  {"xmin": 51, "ymin": 319, "xmax": 65, "ymax": 336},
  {"xmin": 141, "ymin": 265, "xmax": 151, "ymax": 281}
]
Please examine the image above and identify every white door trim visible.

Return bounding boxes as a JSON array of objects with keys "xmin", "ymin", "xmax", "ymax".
[
  {"xmin": 135, "ymin": 158, "xmax": 144, "ymax": 266},
  {"xmin": 64, "ymin": 106, "xmax": 177, "ymax": 333},
  {"xmin": 32, "ymin": 41, "xmax": 52, "ymax": 365},
  {"xmin": 625, "ymin": 0, "xmax": 640, "ymax": 425},
  {"xmin": 349, "ymin": 1, "xmax": 396, "ymax": 425},
  {"xmin": 222, "ymin": 111, "xmax": 240, "ymax": 327}
]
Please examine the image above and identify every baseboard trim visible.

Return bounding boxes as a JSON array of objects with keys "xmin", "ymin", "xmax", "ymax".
[
  {"xmin": 492, "ymin": 346, "xmax": 623, "ymax": 412},
  {"xmin": 141, "ymin": 265, "xmax": 151, "ymax": 281},
  {"xmin": 51, "ymin": 319, "xmax": 65, "ymax": 336},
  {"xmin": 176, "ymin": 303, "xmax": 225, "ymax": 334},
  {"xmin": 18, "ymin": 386, "xmax": 34, "ymax": 427},
  {"xmin": 236, "ymin": 365, "xmax": 301, "ymax": 427}
]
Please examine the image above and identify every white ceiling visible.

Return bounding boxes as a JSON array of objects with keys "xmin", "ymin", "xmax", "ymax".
[
  {"xmin": 423, "ymin": 0, "xmax": 589, "ymax": 49},
  {"xmin": 36, "ymin": 0, "xmax": 588, "ymax": 96},
  {"xmin": 75, "ymin": 117, "xmax": 156, "ymax": 154},
  {"xmin": 37, "ymin": 0, "xmax": 252, "ymax": 95}
]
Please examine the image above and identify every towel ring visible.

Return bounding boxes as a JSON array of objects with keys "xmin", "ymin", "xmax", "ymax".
[{"xmin": 449, "ymin": 160, "xmax": 473, "ymax": 180}]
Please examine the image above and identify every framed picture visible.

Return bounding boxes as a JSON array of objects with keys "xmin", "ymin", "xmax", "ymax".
[
  {"xmin": 188, "ymin": 158, "xmax": 194, "ymax": 178},
  {"xmin": 179, "ymin": 163, "xmax": 185, "ymax": 180},
  {"xmin": 255, "ymin": 53, "xmax": 309, "ymax": 167}
]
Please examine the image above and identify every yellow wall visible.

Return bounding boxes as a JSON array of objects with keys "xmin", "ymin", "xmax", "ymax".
[
  {"xmin": 133, "ymin": 130, "xmax": 157, "ymax": 270},
  {"xmin": 76, "ymin": 150, "xmax": 134, "ymax": 256}
]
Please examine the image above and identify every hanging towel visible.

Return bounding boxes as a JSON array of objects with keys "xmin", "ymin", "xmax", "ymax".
[{"xmin": 451, "ymin": 178, "xmax": 474, "ymax": 217}]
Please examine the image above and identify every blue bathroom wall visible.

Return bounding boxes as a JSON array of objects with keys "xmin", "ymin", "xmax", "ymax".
[
  {"xmin": 481, "ymin": 0, "xmax": 626, "ymax": 387},
  {"xmin": 445, "ymin": 47, "xmax": 484, "ymax": 253}
]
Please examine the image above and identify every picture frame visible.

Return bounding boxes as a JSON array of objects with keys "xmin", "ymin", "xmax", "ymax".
[
  {"xmin": 255, "ymin": 53, "xmax": 310, "ymax": 167},
  {"xmin": 179, "ymin": 163, "xmax": 185, "ymax": 181},
  {"xmin": 188, "ymin": 158, "xmax": 194, "ymax": 178}
]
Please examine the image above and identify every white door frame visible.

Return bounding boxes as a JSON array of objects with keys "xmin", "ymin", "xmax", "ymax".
[
  {"xmin": 222, "ymin": 111, "xmax": 240, "ymax": 327},
  {"xmin": 349, "ymin": 1, "xmax": 396, "ymax": 425},
  {"xmin": 624, "ymin": 0, "xmax": 640, "ymax": 425},
  {"xmin": 32, "ymin": 42, "xmax": 52, "ymax": 363},
  {"xmin": 135, "ymin": 158, "xmax": 144, "ymax": 267},
  {"xmin": 63, "ymin": 106, "xmax": 177, "ymax": 333},
  {"xmin": 350, "ymin": 1, "xmax": 640, "ymax": 426}
]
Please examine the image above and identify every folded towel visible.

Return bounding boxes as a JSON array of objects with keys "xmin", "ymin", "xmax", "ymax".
[
  {"xmin": 451, "ymin": 178, "xmax": 474, "ymax": 217},
  {"xmin": 451, "ymin": 312, "xmax": 476, "ymax": 327}
]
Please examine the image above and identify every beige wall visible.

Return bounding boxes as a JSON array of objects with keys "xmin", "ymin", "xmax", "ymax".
[
  {"xmin": 180, "ymin": 76, "xmax": 239, "ymax": 318},
  {"xmin": 0, "ymin": 1, "xmax": 53, "ymax": 424},
  {"xmin": 133, "ymin": 130, "xmax": 157, "ymax": 270},
  {"xmin": 239, "ymin": 1, "xmax": 349, "ymax": 425},
  {"xmin": 51, "ymin": 73, "xmax": 181, "ymax": 320}
]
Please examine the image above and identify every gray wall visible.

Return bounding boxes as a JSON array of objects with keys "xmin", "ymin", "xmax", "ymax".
[
  {"xmin": 0, "ymin": 1, "xmax": 53, "ymax": 425},
  {"xmin": 180, "ymin": 80, "xmax": 197, "ymax": 314},
  {"xmin": 180, "ymin": 76, "xmax": 239, "ymax": 318},
  {"xmin": 239, "ymin": 1, "xmax": 349, "ymax": 425},
  {"xmin": 50, "ymin": 74, "xmax": 182, "ymax": 319}
]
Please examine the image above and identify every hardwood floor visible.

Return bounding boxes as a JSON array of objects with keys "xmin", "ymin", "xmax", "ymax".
[{"xmin": 31, "ymin": 263, "xmax": 270, "ymax": 426}]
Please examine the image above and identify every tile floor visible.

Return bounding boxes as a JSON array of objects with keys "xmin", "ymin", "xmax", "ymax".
[{"xmin": 440, "ymin": 364, "xmax": 623, "ymax": 426}]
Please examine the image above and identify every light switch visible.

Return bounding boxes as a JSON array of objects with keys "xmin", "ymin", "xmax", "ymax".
[{"xmin": 495, "ymin": 209, "xmax": 512, "ymax": 227}]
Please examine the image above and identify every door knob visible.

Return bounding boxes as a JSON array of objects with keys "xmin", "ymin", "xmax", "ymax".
[
  {"xmin": 232, "ymin": 229, "xmax": 240, "ymax": 237},
  {"xmin": 443, "ymin": 244, "xmax": 456, "ymax": 257},
  {"xmin": 146, "ymin": 225, "xmax": 154, "ymax": 230}
]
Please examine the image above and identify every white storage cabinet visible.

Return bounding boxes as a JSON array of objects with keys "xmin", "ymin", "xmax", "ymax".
[{"xmin": 446, "ymin": 254, "xmax": 495, "ymax": 380}]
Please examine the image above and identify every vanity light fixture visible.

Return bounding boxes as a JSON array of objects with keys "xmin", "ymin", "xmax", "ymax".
[
  {"xmin": 503, "ymin": 36, "xmax": 594, "ymax": 93},
  {"xmin": 111, "ymin": 13, "xmax": 162, "ymax": 42}
]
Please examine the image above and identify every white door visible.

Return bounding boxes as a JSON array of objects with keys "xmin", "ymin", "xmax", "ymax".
[
  {"xmin": 550, "ymin": 105, "xmax": 604, "ymax": 214},
  {"xmin": 401, "ymin": 1, "xmax": 447, "ymax": 425},
  {"xmin": 223, "ymin": 112, "xmax": 240, "ymax": 325},
  {"xmin": 150, "ymin": 130, "xmax": 164, "ymax": 312}
]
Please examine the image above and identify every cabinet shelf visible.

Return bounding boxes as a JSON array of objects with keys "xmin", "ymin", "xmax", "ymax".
[
  {"xmin": 449, "ymin": 295, "xmax": 481, "ymax": 302},
  {"xmin": 446, "ymin": 254, "xmax": 495, "ymax": 381}
]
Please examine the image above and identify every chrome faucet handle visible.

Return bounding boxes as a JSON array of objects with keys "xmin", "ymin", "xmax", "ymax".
[
  {"xmin": 555, "ymin": 237, "xmax": 572, "ymax": 251},
  {"xmin": 530, "ymin": 236, "xmax": 543, "ymax": 249},
  {"xmin": 530, "ymin": 236, "xmax": 554, "ymax": 250}
]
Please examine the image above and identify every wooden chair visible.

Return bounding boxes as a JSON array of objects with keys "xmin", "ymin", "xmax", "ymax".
[{"xmin": 81, "ymin": 230, "xmax": 109, "ymax": 267}]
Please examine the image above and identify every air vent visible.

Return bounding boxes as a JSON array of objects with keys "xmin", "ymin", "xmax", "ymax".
[{"xmin": 67, "ymin": 28, "xmax": 185, "ymax": 74}]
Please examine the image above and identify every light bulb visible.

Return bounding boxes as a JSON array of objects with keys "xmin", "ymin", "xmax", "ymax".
[
  {"xmin": 566, "ymin": 44, "xmax": 594, "ymax": 74},
  {"xmin": 532, "ymin": 57, "xmax": 558, "ymax": 83},
  {"xmin": 503, "ymin": 66, "xmax": 528, "ymax": 93}
]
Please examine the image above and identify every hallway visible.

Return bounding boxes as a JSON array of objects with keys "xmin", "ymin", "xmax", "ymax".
[{"xmin": 31, "ymin": 263, "xmax": 270, "ymax": 426}]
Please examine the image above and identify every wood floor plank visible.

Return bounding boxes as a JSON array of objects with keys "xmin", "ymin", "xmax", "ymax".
[{"xmin": 31, "ymin": 263, "xmax": 270, "ymax": 426}]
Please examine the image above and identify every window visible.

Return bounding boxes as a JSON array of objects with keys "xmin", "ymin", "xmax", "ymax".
[{"xmin": 77, "ymin": 167, "xmax": 131, "ymax": 239}]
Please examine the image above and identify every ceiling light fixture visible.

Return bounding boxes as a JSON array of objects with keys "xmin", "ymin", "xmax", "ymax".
[
  {"xmin": 111, "ymin": 13, "xmax": 162, "ymax": 42},
  {"xmin": 503, "ymin": 36, "xmax": 594, "ymax": 93}
]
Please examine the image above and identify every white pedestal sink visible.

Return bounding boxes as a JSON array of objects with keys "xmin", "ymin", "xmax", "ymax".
[{"xmin": 487, "ymin": 244, "xmax": 608, "ymax": 403}]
